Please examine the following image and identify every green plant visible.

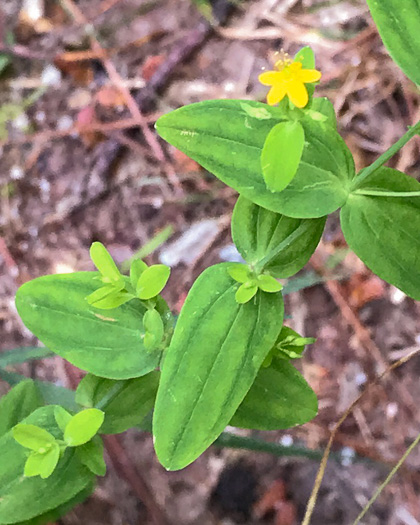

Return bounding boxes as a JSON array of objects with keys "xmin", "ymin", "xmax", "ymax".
[{"xmin": 1, "ymin": 1, "xmax": 420, "ymax": 522}]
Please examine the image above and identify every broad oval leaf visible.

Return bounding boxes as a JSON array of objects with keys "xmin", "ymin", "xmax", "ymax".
[
  {"xmin": 15, "ymin": 272, "xmax": 164, "ymax": 379},
  {"xmin": 64, "ymin": 409, "xmax": 104, "ymax": 447},
  {"xmin": 0, "ymin": 406, "xmax": 93, "ymax": 524},
  {"xmin": 232, "ymin": 196, "xmax": 326, "ymax": 278},
  {"xmin": 136, "ymin": 265, "xmax": 170, "ymax": 300},
  {"xmin": 12, "ymin": 424, "xmax": 56, "ymax": 451},
  {"xmin": 230, "ymin": 358, "xmax": 318, "ymax": 430},
  {"xmin": 153, "ymin": 263, "xmax": 284, "ymax": 470},
  {"xmin": 0, "ymin": 381, "xmax": 43, "ymax": 438},
  {"xmin": 156, "ymin": 99, "xmax": 355, "ymax": 218},
  {"xmin": 341, "ymin": 167, "xmax": 420, "ymax": 300},
  {"xmin": 24, "ymin": 444, "xmax": 60, "ymax": 479},
  {"xmin": 75, "ymin": 372, "xmax": 159, "ymax": 434},
  {"xmin": 367, "ymin": 0, "xmax": 420, "ymax": 85},
  {"xmin": 261, "ymin": 120, "xmax": 305, "ymax": 192}
]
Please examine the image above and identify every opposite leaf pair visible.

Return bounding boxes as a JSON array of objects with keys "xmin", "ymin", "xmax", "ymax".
[
  {"xmin": 87, "ymin": 242, "xmax": 170, "ymax": 309},
  {"xmin": 13, "ymin": 408, "xmax": 105, "ymax": 479}
]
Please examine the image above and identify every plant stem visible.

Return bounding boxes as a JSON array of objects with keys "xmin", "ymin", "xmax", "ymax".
[
  {"xmin": 354, "ymin": 189, "xmax": 420, "ymax": 197},
  {"xmin": 214, "ymin": 433, "xmax": 339, "ymax": 462},
  {"xmin": 351, "ymin": 120, "xmax": 420, "ymax": 189},
  {"xmin": 352, "ymin": 430, "xmax": 420, "ymax": 525}
]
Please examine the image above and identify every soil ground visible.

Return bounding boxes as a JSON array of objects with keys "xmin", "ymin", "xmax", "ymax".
[{"xmin": 1, "ymin": 1, "xmax": 420, "ymax": 523}]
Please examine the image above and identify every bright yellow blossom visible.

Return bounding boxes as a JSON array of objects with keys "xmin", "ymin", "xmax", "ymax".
[{"xmin": 259, "ymin": 54, "xmax": 321, "ymax": 108}]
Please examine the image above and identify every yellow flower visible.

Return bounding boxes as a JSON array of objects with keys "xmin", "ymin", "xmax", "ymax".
[{"xmin": 259, "ymin": 54, "xmax": 321, "ymax": 108}]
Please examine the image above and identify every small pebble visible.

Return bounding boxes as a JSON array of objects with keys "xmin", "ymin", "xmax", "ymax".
[
  {"xmin": 41, "ymin": 64, "xmax": 62, "ymax": 87},
  {"xmin": 280, "ymin": 434, "xmax": 293, "ymax": 447},
  {"xmin": 10, "ymin": 165, "xmax": 24, "ymax": 180},
  {"xmin": 340, "ymin": 446, "xmax": 355, "ymax": 466}
]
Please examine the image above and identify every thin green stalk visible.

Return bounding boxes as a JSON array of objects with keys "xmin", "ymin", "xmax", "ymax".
[
  {"xmin": 353, "ymin": 431, "xmax": 420, "ymax": 525},
  {"xmin": 214, "ymin": 433, "xmax": 339, "ymax": 462},
  {"xmin": 254, "ymin": 222, "xmax": 308, "ymax": 274},
  {"xmin": 354, "ymin": 189, "xmax": 420, "ymax": 197},
  {"xmin": 351, "ymin": 120, "xmax": 420, "ymax": 190}
]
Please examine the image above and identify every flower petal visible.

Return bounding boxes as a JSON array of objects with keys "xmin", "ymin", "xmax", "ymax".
[
  {"xmin": 286, "ymin": 80, "xmax": 309, "ymax": 108},
  {"xmin": 298, "ymin": 68, "xmax": 322, "ymax": 83},
  {"xmin": 266, "ymin": 84, "xmax": 287, "ymax": 106},
  {"xmin": 258, "ymin": 71, "xmax": 284, "ymax": 86}
]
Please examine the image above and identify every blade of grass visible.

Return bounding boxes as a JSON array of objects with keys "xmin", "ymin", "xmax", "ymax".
[
  {"xmin": 0, "ymin": 346, "xmax": 54, "ymax": 367},
  {"xmin": 120, "ymin": 225, "xmax": 174, "ymax": 272}
]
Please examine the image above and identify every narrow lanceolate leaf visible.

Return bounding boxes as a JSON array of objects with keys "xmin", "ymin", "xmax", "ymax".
[
  {"xmin": 64, "ymin": 409, "xmax": 104, "ymax": 447},
  {"xmin": 90, "ymin": 242, "xmax": 121, "ymax": 282},
  {"xmin": 156, "ymin": 99, "xmax": 355, "ymax": 218},
  {"xmin": 15, "ymin": 272, "xmax": 162, "ymax": 379},
  {"xmin": 232, "ymin": 196, "xmax": 326, "ymax": 278},
  {"xmin": 367, "ymin": 0, "xmax": 420, "ymax": 85},
  {"xmin": 153, "ymin": 263, "xmax": 284, "ymax": 470},
  {"xmin": 0, "ymin": 380, "xmax": 43, "ymax": 438},
  {"xmin": 0, "ymin": 406, "xmax": 93, "ymax": 524},
  {"xmin": 261, "ymin": 120, "xmax": 305, "ymax": 192},
  {"xmin": 342, "ymin": 167, "xmax": 420, "ymax": 300},
  {"xmin": 230, "ymin": 358, "xmax": 318, "ymax": 430}
]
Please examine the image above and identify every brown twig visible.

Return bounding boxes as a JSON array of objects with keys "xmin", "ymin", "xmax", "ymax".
[
  {"xmin": 104, "ymin": 435, "xmax": 168, "ymax": 525},
  {"xmin": 59, "ymin": 0, "xmax": 182, "ymax": 194}
]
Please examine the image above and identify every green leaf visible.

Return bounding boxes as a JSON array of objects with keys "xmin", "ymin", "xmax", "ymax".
[
  {"xmin": 235, "ymin": 282, "xmax": 258, "ymax": 304},
  {"xmin": 0, "ymin": 381, "xmax": 43, "ymax": 437},
  {"xmin": 12, "ymin": 424, "xmax": 56, "ymax": 451},
  {"xmin": 136, "ymin": 265, "xmax": 171, "ymax": 300},
  {"xmin": 295, "ymin": 46, "xmax": 315, "ymax": 69},
  {"xmin": 257, "ymin": 274, "xmax": 283, "ymax": 293},
  {"xmin": 64, "ymin": 409, "xmax": 104, "ymax": 447},
  {"xmin": 76, "ymin": 436, "xmax": 106, "ymax": 476},
  {"xmin": 0, "ymin": 406, "xmax": 93, "ymax": 524},
  {"xmin": 309, "ymin": 97, "xmax": 337, "ymax": 128},
  {"xmin": 87, "ymin": 285, "xmax": 134, "ymax": 310},
  {"xmin": 0, "ymin": 370, "xmax": 79, "ymax": 412},
  {"xmin": 230, "ymin": 358, "xmax": 318, "ymax": 430},
  {"xmin": 156, "ymin": 100, "xmax": 355, "ymax": 218},
  {"xmin": 15, "ymin": 272, "xmax": 162, "ymax": 379},
  {"xmin": 153, "ymin": 263, "xmax": 284, "ymax": 470},
  {"xmin": 90, "ymin": 242, "xmax": 121, "ymax": 282},
  {"xmin": 54, "ymin": 406, "xmax": 72, "ymax": 433},
  {"xmin": 143, "ymin": 309, "xmax": 165, "ymax": 350},
  {"xmin": 75, "ymin": 372, "xmax": 159, "ymax": 434},
  {"xmin": 232, "ymin": 196, "xmax": 326, "ymax": 278},
  {"xmin": 367, "ymin": 0, "xmax": 420, "ymax": 85},
  {"xmin": 341, "ymin": 167, "xmax": 420, "ymax": 300},
  {"xmin": 276, "ymin": 326, "xmax": 315, "ymax": 360},
  {"xmin": 130, "ymin": 259, "xmax": 148, "ymax": 289},
  {"xmin": 261, "ymin": 120, "xmax": 305, "ymax": 192},
  {"xmin": 24, "ymin": 443, "xmax": 60, "ymax": 479},
  {"xmin": 227, "ymin": 263, "xmax": 250, "ymax": 283},
  {"xmin": 16, "ymin": 483, "xmax": 94, "ymax": 525}
]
